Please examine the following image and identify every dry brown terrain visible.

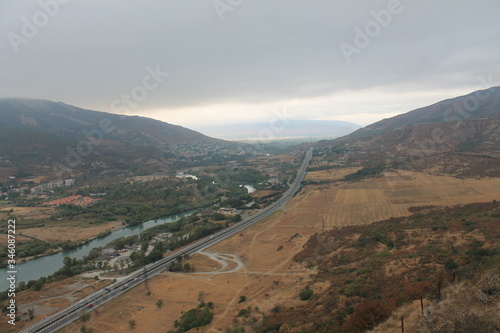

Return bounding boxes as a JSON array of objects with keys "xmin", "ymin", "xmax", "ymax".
[
  {"xmin": 0, "ymin": 234, "xmax": 33, "ymax": 247},
  {"xmin": 0, "ymin": 206, "xmax": 55, "ymax": 222},
  {"xmin": 305, "ymin": 167, "xmax": 361, "ymax": 181},
  {"xmin": 20, "ymin": 221, "xmax": 123, "ymax": 243},
  {"xmin": 51, "ymin": 169, "xmax": 500, "ymax": 333}
]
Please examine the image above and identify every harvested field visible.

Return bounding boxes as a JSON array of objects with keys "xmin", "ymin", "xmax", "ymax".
[
  {"xmin": 307, "ymin": 171, "xmax": 500, "ymax": 227},
  {"xmin": 0, "ymin": 206, "xmax": 55, "ymax": 222},
  {"xmin": 305, "ymin": 167, "xmax": 361, "ymax": 181},
  {"xmin": 21, "ymin": 221, "xmax": 123, "ymax": 243}
]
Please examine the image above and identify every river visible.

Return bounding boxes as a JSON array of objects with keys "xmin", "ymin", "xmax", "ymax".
[{"xmin": 1, "ymin": 211, "xmax": 191, "ymax": 291}]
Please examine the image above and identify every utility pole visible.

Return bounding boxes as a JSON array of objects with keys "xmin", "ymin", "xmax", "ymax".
[{"xmin": 420, "ymin": 295, "xmax": 424, "ymax": 316}]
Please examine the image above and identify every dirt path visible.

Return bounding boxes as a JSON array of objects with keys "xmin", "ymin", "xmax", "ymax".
[{"xmin": 192, "ymin": 252, "xmax": 244, "ymax": 274}]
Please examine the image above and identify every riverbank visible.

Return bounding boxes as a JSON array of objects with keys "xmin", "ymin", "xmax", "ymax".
[{"xmin": 0, "ymin": 211, "xmax": 192, "ymax": 291}]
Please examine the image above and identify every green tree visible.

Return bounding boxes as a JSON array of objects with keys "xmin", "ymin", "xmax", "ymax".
[
  {"xmin": 444, "ymin": 259, "xmax": 459, "ymax": 271},
  {"xmin": 156, "ymin": 299, "xmax": 164, "ymax": 309},
  {"xmin": 129, "ymin": 319, "xmax": 136, "ymax": 329},
  {"xmin": 63, "ymin": 256, "xmax": 72, "ymax": 267},
  {"xmin": 80, "ymin": 312, "xmax": 91, "ymax": 322},
  {"xmin": 299, "ymin": 285, "xmax": 314, "ymax": 301}
]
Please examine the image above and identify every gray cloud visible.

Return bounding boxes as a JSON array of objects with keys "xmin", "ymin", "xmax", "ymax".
[{"xmin": 1, "ymin": 0, "xmax": 498, "ymax": 126}]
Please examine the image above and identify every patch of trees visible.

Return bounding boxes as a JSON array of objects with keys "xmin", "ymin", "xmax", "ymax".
[
  {"xmin": 342, "ymin": 165, "xmax": 385, "ymax": 182},
  {"xmin": 108, "ymin": 235, "xmax": 139, "ymax": 250},
  {"xmin": 228, "ymin": 214, "xmax": 242, "ymax": 223},
  {"xmin": 169, "ymin": 260, "xmax": 194, "ymax": 273},
  {"xmin": 0, "ymin": 240, "xmax": 56, "ymax": 263},
  {"xmin": 220, "ymin": 193, "xmax": 253, "ymax": 210},
  {"xmin": 170, "ymin": 301, "xmax": 214, "ymax": 333}
]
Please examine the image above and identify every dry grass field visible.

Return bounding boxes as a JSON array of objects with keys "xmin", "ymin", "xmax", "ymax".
[
  {"xmin": 20, "ymin": 221, "xmax": 123, "ymax": 243},
  {"xmin": 0, "ymin": 206, "xmax": 55, "ymax": 222},
  {"xmin": 34, "ymin": 170, "xmax": 500, "ymax": 332},
  {"xmin": 0, "ymin": 205, "xmax": 123, "ymax": 244},
  {"xmin": 305, "ymin": 167, "xmax": 361, "ymax": 181},
  {"xmin": 307, "ymin": 170, "xmax": 500, "ymax": 228}
]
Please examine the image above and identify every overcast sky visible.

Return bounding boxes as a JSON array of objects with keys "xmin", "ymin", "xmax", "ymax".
[{"xmin": 1, "ymin": 1, "xmax": 499, "ymax": 129}]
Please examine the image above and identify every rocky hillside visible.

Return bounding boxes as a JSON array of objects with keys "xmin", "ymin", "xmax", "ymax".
[
  {"xmin": 361, "ymin": 119, "xmax": 500, "ymax": 155},
  {"xmin": 342, "ymin": 86, "xmax": 500, "ymax": 143},
  {"xmin": 240, "ymin": 202, "xmax": 500, "ymax": 333},
  {"xmin": 317, "ymin": 87, "xmax": 500, "ymax": 178}
]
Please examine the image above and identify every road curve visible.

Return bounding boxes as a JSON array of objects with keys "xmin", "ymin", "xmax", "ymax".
[{"xmin": 22, "ymin": 148, "xmax": 313, "ymax": 333}]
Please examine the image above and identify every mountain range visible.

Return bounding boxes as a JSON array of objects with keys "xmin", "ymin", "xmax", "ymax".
[
  {"xmin": 1, "ymin": 86, "xmax": 499, "ymax": 181},
  {"xmin": 0, "ymin": 99, "xmax": 214, "ymax": 146}
]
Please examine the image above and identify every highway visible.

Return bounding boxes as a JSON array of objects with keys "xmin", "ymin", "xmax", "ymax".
[{"xmin": 21, "ymin": 147, "xmax": 313, "ymax": 333}]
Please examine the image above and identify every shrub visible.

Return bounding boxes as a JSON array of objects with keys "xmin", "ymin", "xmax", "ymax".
[
  {"xmin": 343, "ymin": 299, "xmax": 393, "ymax": 331},
  {"xmin": 237, "ymin": 308, "xmax": 251, "ymax": 317},
  {"xmin": 176, "ymin": 302, "xmax": 214, "ymax": 332},
  {"xmin": 79, "ymin": 312, "xmax": 91, "ymax": 322},
  {"xmin": 444, "ymin": 259, "xmax": 459, "ymax": 271},
  {"xmin": 299, "ymin": 285, "xmax": 314, "ymax": 301}
]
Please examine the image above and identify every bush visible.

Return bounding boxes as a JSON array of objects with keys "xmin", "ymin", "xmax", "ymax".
[
  {"xmin": 343, "ymin": 299, "xmax": 393, "ymax": 331},
  {"xmin": 237, "ymin": 308, "xmax": 251, "ymax": 317},
  {"xmin": 229, "ymin": 326, "xmax": 245, "ymax": 333},
  {"xmin": 444, "ymin": 259, "xmax": 459, "ymax": 271},
  {"xmin": 175, "ymin": 302, "xmax": 214, "ymax": 332},
  {"xmin": 80, "ymin": 312, "xmax": 91, "ymax": 322},
  {"xmin": 299, "ymin": 285, "xmax": 314, "ymax": 301}
]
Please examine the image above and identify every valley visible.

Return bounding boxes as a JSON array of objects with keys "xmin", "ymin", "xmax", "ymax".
[{"xmin": 2, "ymin": 3, "xmax": 499, "ymax": 332}]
